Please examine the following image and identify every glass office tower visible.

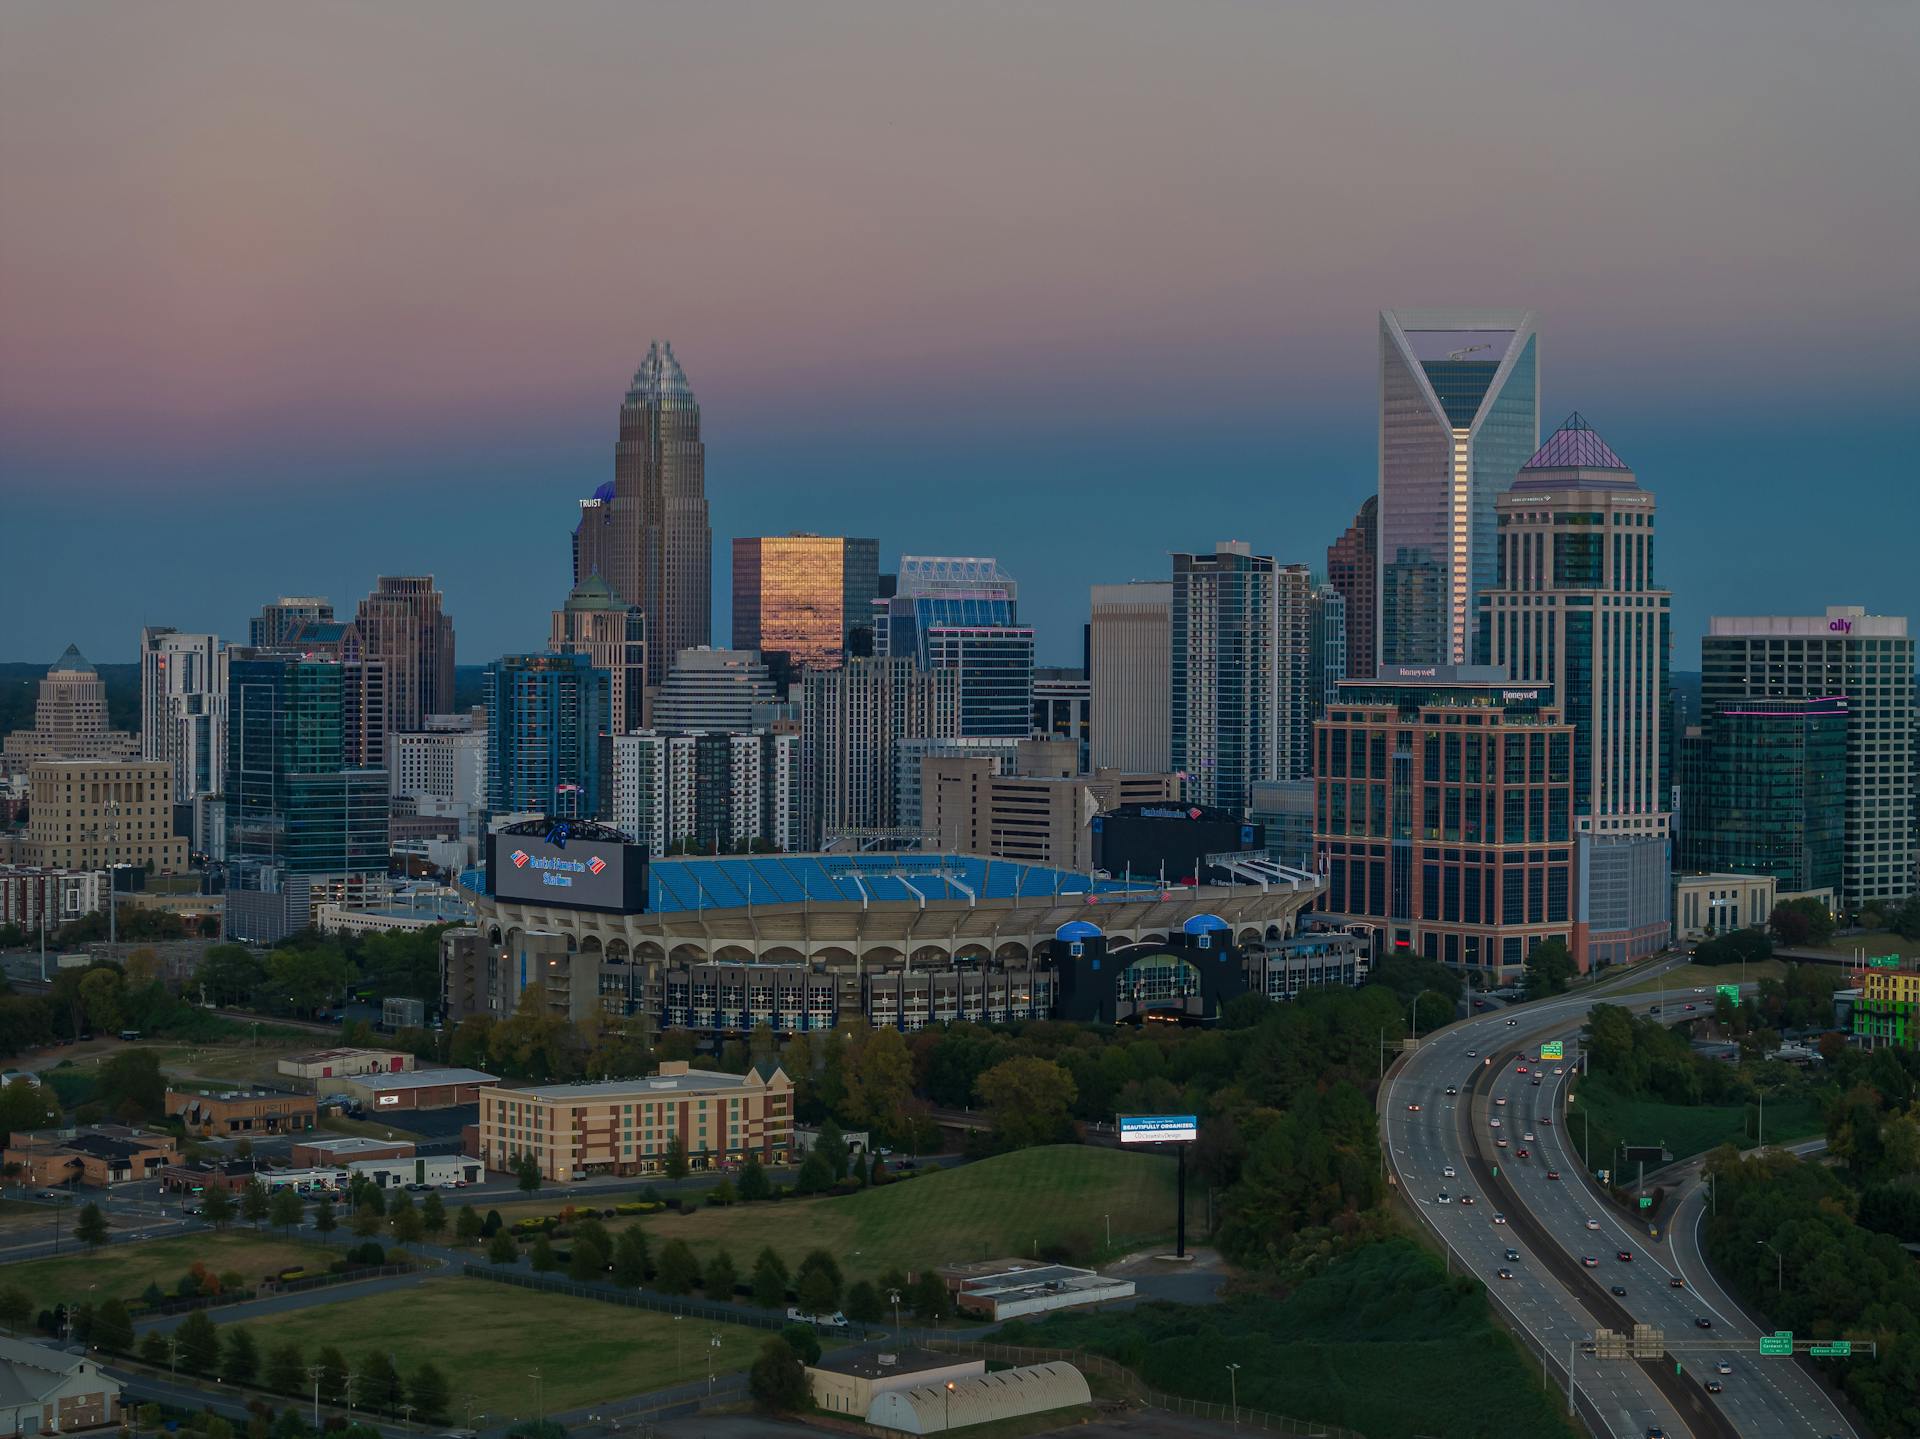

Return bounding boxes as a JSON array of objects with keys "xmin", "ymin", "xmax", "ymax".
[{"xmin": 1378, "ymin": 309, "xmax": 1538, "ymax": 668}]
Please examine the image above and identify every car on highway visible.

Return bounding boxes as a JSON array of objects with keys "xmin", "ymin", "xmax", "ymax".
[
  {"xmin": 1490, "ymin": 1118, "xmax": 1502, "ymax": 1127},
  {"xmin": 1684, "ymin": 1004, "xmax": 1697, "ymax": 1011},
  {"xmin": 1546, "ymin": 1170, "xmax": 1560, "ymax": 1180},
  {"xmin": 1582, "ymin": 1256, "xmax": 1599, "ymax": 1267},
  {"xmin": 1504, "ymin": 1247, "xmax": 1520, "ymax": 1261},
  {"xmin": 1705, "ymin": 1380, "xmax": 1723, "ymax": 1394},
  {"xmin": 1670, "ymin": 1277, "xmax": 1686, "ymax": 1288},
  {"xmin": 1552, "ymin": 1067, "xmax": 1564, "ymax": 1075},
  {"xmin": 1407, "ymin": 1102, "xmax": 1422, "ymax": 1111},
  {"xmin": 1517, "ymin": 1148, "xmax": 1529, "ymax": 1158},
  {"xmin": 1695, "ymin": 1316, "xmax": 1712, "ymax": 1329},
  {"xmin": 1714, "ymin": 1361, "xmax": 1732, "ymax": 1375},
  {"xmin": 1437, "ymin": 1193, "xmax": 1451, "ymax": 1203},
  {"xmin": 1617, "ymin": 1250, "xmax": 1633, "ymax": 1262},
  {"xmin": 1445, "ymin": 1085, "xmax": 1459, "ymax": 1096},
  {"xmin": 1496, "ymin": 1138, "xmax": 1508, "ymax": 1148},
  {"xmin": 1506, "ymin": 1018, "xmax": 1517, "ymax": 1026},
  {"xmin": 1459, "ymin": 1195, "xmax": 1475, "ymax": 1205},
  {"xmin": 1492, "ymin": 1212, "xmax": 1506, "ymax": 1224},
  {"xmin": 1540, "ymin": 1116, "xmax": 1552, "ymax": 1125},
  {"xmin": 1610, "ymin": 1284, "xmax": 1628, "ymax": 1296},
  {"xmin": 1647, "ymin": 1428, "xmax": 1666, "ymax": 1438},
  {"xmin": 1523, "ymin": 1131, "xmax": 1535, "ymax": 1141},
  {"xmin": 1466, "ymin": 1050, "xmax": 1478, "ymax": 1057},
  {"xmin": 1495, "ymin": 1097, "xmax": 1507, "ymax": 1106},
  {"xmin": 1496, "ymin": 1268, "xmax": 1515, "ymax": 1279},
  {"xmin": 1516, "ymin": 1064, "xmax": 1529, "ymax": 1074},
  {"xmin": 1531, "ymin": 1077, "xmax": 1542, "ymax": 1086},
  {"xmin": 1443, "ymin": 1165, "xmax": 1457, "ymax": 1178},
  {"xmin": 1585, "ymin": 1218, "xmax": 1599, "ymax": 1230}
]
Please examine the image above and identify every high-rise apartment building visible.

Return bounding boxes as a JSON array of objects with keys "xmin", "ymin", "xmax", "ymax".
[
  {"xmin": 575, "ymin": 342, "xmax": 711, "ymax": 686},
  {"xmin": 1314, "ymin": 670, "xmax": 1574, "ymax": 979},
  {"xmin": 1326, "ymin": 497, "xmax": 1377, "ymax": 680},
  {"xmin": 878, "ymin": 557, "xmax": 1034, "ymax": 740},
  {"xmin": 1679, "ymin": 697, "xmax": 1846, "ymax": 896},
  {"xmin": 610, "ymin": 729, "xmax": 800, "ymax": 857},
  {"xmin": 2, "ymin": 646, "xmax": 137, "ymax": 768},
  {"xmin": 731, "ymin": 535, "xmax": 880, "ymax": 671},
  {"xmin": 346, "ymin": 576, "xmax": 455, "ymax": 734},
  {"xmin": 1699, "ymin": 606, "xmax": 1914, "ymax": 911},
  {"xmin": 1089, "ymin": 581, "xmax": 1172, "ymax": 773},
  {"xmin": 652, "ymin": 649, "xmax": 776, "ymax": 734},
  {"xmin": 800, "ymin": 656, "xmax": 958, "ymax": 846},
  {"xmin": 250, "ymin": 597, "xmax": 333, "ymax": 649},
  {"xmin": 483, "ymin": 654, "xmax": 608, "ymax": 820},
  {"xmin": 1170, "ymin": 543, "xmax": 1278, "ymax": 814},
  {"xmin": 139, "ymin": 627, "xmax": 228, "ymax": 803},
  {"xmin": 1309, "ymin": 585, "xmax": 1348, "ymax": 718},
  {"xmin": 1481, "ymin": 416, "xmax": 1672, "ymax": 965},
  {"xmin": 225, "ymin": 655, "xmax": 389, "ymax": 876},
  {"xmin": 550, "ymin": 575, "xmax": 648, "ymax": 736},
  {"xmin": 1377, "ymin": 309, "xmax": 1538, "ymax": 668},
  {"xmin": 389, "ymin": 712, "xmax": 488, "ymax": 846},
  {"xmin": 27, "ymin": 760, "xmax": 189, "ymax": 874},
  {"xmin": 1274, "ymin": 563, "xmax": 1317, "ymax": 784}
]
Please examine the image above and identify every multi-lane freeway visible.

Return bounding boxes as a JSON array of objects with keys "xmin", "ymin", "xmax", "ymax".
[{"xmin": 1384, "ymin": 976, "xmax": 1857, "ymax": 1439}]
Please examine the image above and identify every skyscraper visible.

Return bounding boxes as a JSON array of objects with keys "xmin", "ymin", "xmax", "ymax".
[
  {"xmin": 1, "ymin": 645, "xmax": 138, "ymax": 767},
  {"xmin": 483, "ymin": 653, "xmax": 608, "ymax": 820},
  {"xmin": 139, "ymin": 627, "xmax": 228, "ymax": 803},
  {"xmin": 250, "ymin": 597, "xmax": 333, "ymax": 649},
  {"xmin": 610, "ymin": 729, "xmax": 800, "ymax": 857},
  {"xmin": 225, "ymin": 654, "xmax": 389, "ymax": 876},
  {"xmin": 1170, "ymin": 543, "xmax": 1278, "ymax": 814},
  {"xmin": 800, "ymin": 656, "xmax": 958, "ymax": 846},
  {"xmin": 346, "ymin": 576, "xmax": 455, "ymax": 734},
  {"xmin": 277, "ymin": 618, "xmax": 389, "ymax": 769},
  {"xmin": 1481, "ymin": 415, "xmax": 1672, "ymax": 966},
  {"xmin": 1089, "ymin": 581, "xmax": 1172, "ymax": 773},
  {"xmin": 877, "ymin": 556, "xmax": 1034, "ymax": 740},
  {"xmin": 731, "ymin": 534, "xmax": 880, "ymax": 671},
  {"xmin": 1308, "ymin": 584, "xmax": 1348, "ymax": 717},
  {"xmin": 550, "ymin": 574, "xmax": 649, "ymax": 736},
  {"xmin": 1700, "ymin": 607, "xmax": 1914, "ymax": 912},
  {"xmin": 1326, "ymin": 496, "xmax": 1377, "ymax": 680},
  {"xmin": 1274, "ymin": 564, "xmax": 1317, "ymax": 784},
  {"xmin": 576, "ymin": 342, "xmax": 711, "ymax": 687},
  {"xmin": 652, "ymin": 649, "xmax": 777, "ymax": 733},
  {"xmin": 1377, "ymin": 309, "xmax": 1538, "ymax": 668},
  {"xmin": 1679, "ymin": 697, "xmax": 1846, "ymax": 896}
]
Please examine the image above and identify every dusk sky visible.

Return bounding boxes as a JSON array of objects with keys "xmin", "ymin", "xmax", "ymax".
[{"xmin": 4, "ymin": 0, "xmax": 1916, "ymax": 667}]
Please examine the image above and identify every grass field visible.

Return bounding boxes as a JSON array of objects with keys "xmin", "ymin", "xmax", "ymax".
[
  {"xmin": 492, "ymin": 1146, "xmax": 1184, "ymax": 1284},
  {"xmin": 1567, "ymin": 1074, "xmax": 1824, "ymax": 1169},
  {"xmin": 1808, "ymin": 931, "xmax": 1920, "ymax": 962},
  {"xmin": 0, "ymin": 1232, "xmax": 330, "ymax": 1308},
  {"xmin": 244, "ymin": 1278, "xmax": 765, "ymax": 1421},
  {"xmin": 1612, "ymin": 960, "xmax": 1788, "ymax": 995}
]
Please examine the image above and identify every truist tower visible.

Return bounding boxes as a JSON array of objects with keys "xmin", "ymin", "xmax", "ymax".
[{"xmin": 576, "ymin": 342, "xmax": 712, "ymax": 688}]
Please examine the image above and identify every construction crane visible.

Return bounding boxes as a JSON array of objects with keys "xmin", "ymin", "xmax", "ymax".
[{"xmin": 1447, "ymin": 343, "xmax": 1493, "ymax": 361}]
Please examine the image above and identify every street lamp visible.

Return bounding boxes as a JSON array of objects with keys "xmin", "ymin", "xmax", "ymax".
[
  {"xmin": 944, "ymin": 1380, "xmax": 956, "ymax": 1431},
  {"xmin": 888, "ymin": 1287, "xmax": 903, "ymax": 1345},
  {"xmin": 1225, "ymin": 1362, "xmax": 1241, "ymax": 1426}
]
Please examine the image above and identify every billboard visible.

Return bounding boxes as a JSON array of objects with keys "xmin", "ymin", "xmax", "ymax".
[
  {"xmin": 1118, "ymin": 1114, "xmax": 1199, "ymax": 1145},
  {"xmin": 487, "ymin": 832, "xmax": 647, "ymax": 914}
]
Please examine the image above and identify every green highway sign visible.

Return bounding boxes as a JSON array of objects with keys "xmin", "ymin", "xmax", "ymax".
[
  {"xmin": 1759, "ymin": 1331, "xmax": 1794, "ymax": 1356},
  {"xmin": 1716, "ymin": 983, "xmax": 1742, "ymax": 1008},
  {"xmin": 1867, "ymin": 956, "xmax": 1901, "ymax": 968},
  {"xmin": 1638, "ymin": 1196, "xmax": 1652, "ymax": 1209},
  {"xmin": 1540, "ymin": 1040, "xmax": 1564, "ymax": 1060},
  {"xmin": 1810, "ymin": 1341, "xmax": 1852, "ymax": 1358}
]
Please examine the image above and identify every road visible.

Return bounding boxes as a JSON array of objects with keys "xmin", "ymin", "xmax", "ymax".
[{"xmin": 1385, "ymin": 969, "xmax": 1857, "ymax": 1439}]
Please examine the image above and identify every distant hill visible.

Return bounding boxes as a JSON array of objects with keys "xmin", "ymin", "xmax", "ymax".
[{"xmin": 0, "ymin": 661, "xmax": 140, "ymax": 738}]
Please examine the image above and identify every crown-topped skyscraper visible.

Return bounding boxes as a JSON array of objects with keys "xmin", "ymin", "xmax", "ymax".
[{"xmin": 575, "ymin": 341, "xmax": 712, "ymax": 687}]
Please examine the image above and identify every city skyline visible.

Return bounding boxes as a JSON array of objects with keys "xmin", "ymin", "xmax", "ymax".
[{"xmin": 3, "ymin": 2, "xmax": 1916, "ymax": 666}]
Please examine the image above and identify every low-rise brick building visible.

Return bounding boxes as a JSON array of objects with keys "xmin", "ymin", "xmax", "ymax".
[
  {"xmin": 167, "ymin": 1087, "xmax": 317, "ymax": 1137},
  {"xmin": 2, "ymin": 1126, "xmax": 177, "ymax": 1188}
]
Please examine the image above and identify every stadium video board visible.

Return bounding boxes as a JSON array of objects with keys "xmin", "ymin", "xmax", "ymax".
[
  {"xmin": 487, "ymin": 832, "xmax": 647, "ymax": 914},
  {"xmin": 1118, "ymin": 1114, "xmax": 1199, "ymax": 1144}
]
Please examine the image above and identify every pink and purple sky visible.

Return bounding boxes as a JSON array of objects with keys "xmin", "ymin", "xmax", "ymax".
[{"xmin": 3, "ymin": 0, "xmax": 1916, "ymax": 665}]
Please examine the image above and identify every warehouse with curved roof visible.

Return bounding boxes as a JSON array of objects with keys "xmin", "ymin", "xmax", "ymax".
[{"xmin": 863, "ymin": 1362, "xmax": 1091, "ymax": 1433}]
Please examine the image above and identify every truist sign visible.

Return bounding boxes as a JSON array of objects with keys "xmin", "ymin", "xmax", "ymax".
[{"xmin": 1829, "ymin": 618, "xmax": 1853, "ymax": 633}]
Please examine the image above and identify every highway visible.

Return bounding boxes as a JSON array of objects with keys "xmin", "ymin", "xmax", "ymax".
[{"xmin": 1383, "ymin": 973, "xmax": 1856, "ymax": 1439}]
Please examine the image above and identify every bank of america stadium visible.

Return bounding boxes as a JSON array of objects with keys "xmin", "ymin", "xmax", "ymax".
[{"xmin": 450, "ymin": 846, "xmax": 1359, "ymax": 1034}]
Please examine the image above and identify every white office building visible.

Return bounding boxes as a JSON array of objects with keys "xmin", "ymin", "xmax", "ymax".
[{"xmin": 139, "ymin": 627, "xmax": 227, "ymax": 803}]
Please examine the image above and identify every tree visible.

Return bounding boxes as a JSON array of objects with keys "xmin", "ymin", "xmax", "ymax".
[
  {"xmin": 75, "ymin": 1201, "xmax": 109, "ymax": 1249},
  {"xmin": 665, "ymin": 1133, "xmax": 690, "ymax": 1180},
  {"xmin": 612, "ymin": 1226, "xmax": 651, "ymax": 1286},
  {"xmin": 975, "ymin": 1056, "xmax": 1077, "ymax": 1150},
  {"xmin": 845, "ymin": 1279, "xmax": 882, "ymax": 1324},
  {"xmin": 223, "ymin": 1326, "xmax": 260, "ymax": 1385},
  {"xmin": 793, "ymin": 1151, "xmax": 833, "ymax": 1195},
  {"xmin": 1523, "ymin": 939, "xmax": 1577, "ymax": 1000},
  {"xmin": 389, "ymin": 1197, "xmax": 424, "ymax": 1245},
  {"xmin": 454, "ymin": 1204, "xmax": 482, "ymax": 1247},
  {"xmin": 750, "ymin": 1247, "xmax": 788, "ymax": 1309},
  {"xmin": 419, "ymin": 1190, "xmax": 446, "ymax": 1239},
  {"xmin": 264, "ymin": 1341, "xmax": 306, "ymax": 1395},
  {"xmin": 653, "ymin": 1239, "xmax": 701, "ymax": 1295},
  {"xmin": 351, "ymin": 1202, "xmax": 382, "ymax": 1239},
  {"xmin": 176, "ymin": 1309, "xmax": 221, "ymax": 1376},
  {"xmin": 0, "ymin": 1077, "xmax": 59, "ymax": 1134},
  {"xmin": 737, "ymin": 1155, "xmax": 771, "ymax": 1202},
  {"xmin": 241, "ymin": 1178, "xmax": 270, "ymax": 1228},
  {"xmin": 514, "ymin": 1152, "xmax": 542, "ymax": 1195},
  {"xmin": 910, "ymin": 1269, "xmax": 951, "ymax": 1323},
  {"xmin": 778, "ymin": 1323, "xmax": 821, "ymax": 1364},
  {"xmin": 529, "ymin": 1234, "xmax": 556, "ymax": 1272},
  {"xmin": 269, "ymin": 1188, "xmax": 305, "ymax": 1234},
  {"xmin": 408, "ymin": 1362, "xmax": 450, "ymax": 1423},
  {"xmin": 96, "ymin": 1047, "xmax": 166, "ymax": 1122},
  {"xmin": 90, "ymin": 1298, "xmax": 134, "ymax": 1353},
  {"xmin": 703, "ymin": 1249, "xmax": 738, "ymax": 1301},
  {"xmin": 358, "ymin": 1349, "xmax": 401, "ymax": 1410},
  {"xmin": 196, "ymin": 945, "xmax": 266, "ymax": 1006},
  {"xmin": 841, "ymin": 1025, "xmax": 916, "ymax": 1142},
  {"xmin": 140, "ymin": 1331, "xmax": 169, "ymax": 1367},
  {"xmin": 795, "ymin": 1264, "xmax": 840, "ymax": 1317},
  {"xmin": 315, "ymin": 1346, "xmax": 349, "ymax": 1404},
  {"xmin": 0, "ymin": 1287, "xmax": 30, "ymax": 1335},
  {"xmin": 313, "ymin": 1199, "xmax": 337, "ymax": 1244},
  {"xmin": 814, "ymin": 1121, "xmax": 850, "ymax": 1182},
  {"xmin": 1768, "ymin": 896, "xmax": 1834, "ymax": 948},
  {"xmin": 747, "ymin": 1338, "xmax": 810, "ymax": 1413},
  {"xmin": 486, "ymin": 1230, "xmax": 519, "ymax": 1266}
]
